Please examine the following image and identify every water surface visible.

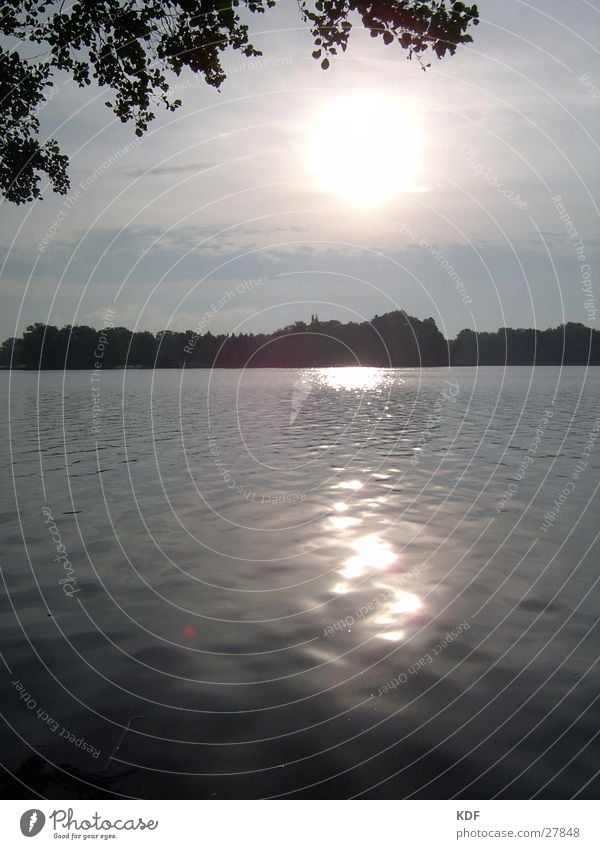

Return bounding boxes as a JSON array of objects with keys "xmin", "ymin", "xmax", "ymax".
[{"xmin": 1, "ymin": 366, "xmax": 598, "ymax": 798}]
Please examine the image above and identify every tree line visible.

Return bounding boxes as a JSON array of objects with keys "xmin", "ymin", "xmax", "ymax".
[{"xmin": 1, "ymin": 312, "xmax": 599, "ymax": 370}]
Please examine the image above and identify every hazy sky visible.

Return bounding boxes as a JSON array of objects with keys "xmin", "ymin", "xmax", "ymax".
[{"xmin": 1, "ymin": 0, "xmax": 598, "ymax": 342}]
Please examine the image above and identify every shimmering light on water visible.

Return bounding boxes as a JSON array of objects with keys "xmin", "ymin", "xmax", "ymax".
[
  {"xmin": 340, "ymin": 533, "xmax": 398, "ymax": 580},
  {"xmin": 330, "ymin": 515, "xmax": 361, "ymax": 531},
  {"xmin": 318, "ymin": 367, "xmax": 388, "ymax": 391},
  {"xmin": 390, "ymin": 591, "xmax": 422, "ymax": 615},
  {"xmin": 378, "ymin": 630, "xmax": 405, "ymax": 642},
  {"xmin": 374, "ymin": 591, "xmax": 422, "ymax": 632},
  {"xmin": 336, "ymin": 479, "xmax": 363, "ymax": 491}
]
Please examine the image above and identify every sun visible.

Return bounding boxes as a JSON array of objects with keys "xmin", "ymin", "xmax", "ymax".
[{"xmin": 306, "ymin": 93, "xmax": 423, "ymax": 207}]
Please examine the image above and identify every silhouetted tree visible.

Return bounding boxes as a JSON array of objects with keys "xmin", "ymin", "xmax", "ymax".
[
  {"xmin": 129, "ymin": 330, "xmax": 156, "ymax": 367},
  {"xmin": 0, "ymin": 336, "xmax": 24, "ymax": 367},
  {"xmin": 63, "ymin": 324, "xmax": 98, "ymax": 368},
  {"xmin": 1, "ymin": 1, "xmax": 479, "ymax": 203},
  {"xmin": 451, "ymin": 328, "xmax": 477, "ymax": 365},
  {"xmin": 19, "ymin": 323, "xmax": 62, "ymax": 369}
]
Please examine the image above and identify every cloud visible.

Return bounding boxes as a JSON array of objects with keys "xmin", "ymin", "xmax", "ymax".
[{"xmin": 124, "ymin": 163, "xmax": 212, "ymax": 178}]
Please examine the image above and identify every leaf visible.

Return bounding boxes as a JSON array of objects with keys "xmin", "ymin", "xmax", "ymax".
[
  {"xmin": 383, "ymin": 30, "xmax": 393, "ymax": 45},
  {"xmin": 321, "ymin": 57, "xmax": 330, "ymax": 69}
]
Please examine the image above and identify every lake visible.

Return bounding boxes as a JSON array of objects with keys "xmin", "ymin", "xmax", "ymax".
[{"xmin": 1, "ymin": 366, "xmax": 598, "ymax": 799}]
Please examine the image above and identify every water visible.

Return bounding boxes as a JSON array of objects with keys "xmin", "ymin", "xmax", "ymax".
[{"xmin": 1, "ymin": 366, "xmax": 598, "ymax": 799}]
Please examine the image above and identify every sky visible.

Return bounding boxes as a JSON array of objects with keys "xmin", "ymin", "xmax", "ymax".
[{"xmin": 1, "ymin": 0, "xmax": 598, "ymax": 343}]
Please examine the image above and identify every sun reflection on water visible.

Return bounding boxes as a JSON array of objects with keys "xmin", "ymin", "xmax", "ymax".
[
  {"xmin": 336, "ymin": 479, "xmax": 363, "ymax": 491},
  {"xmin": 379, "ymin": 630, "xmax": 405, "ymax": 642},
  {"xmin": 374, "ymin": 591, "xmax": 422, "ymax": 624},
  {"xmin": 330, "ymin": 514, "xmax": 362, "ymax": 531},
  {"xmin": 328, "ymin": 502, "xmax": 423, "ymax": 638},
  {"xmin": 333, "ymin": 502, "xmax": 348, "ymax": 512},
  {"xmin": 317, "ymin": 367, "xmax": 387, "ymax": 392},
  {"xmin": 373, "ymin": 589, "xmax": 422, "ymax": 640},
  {"xmin": 340, "ymin": 533, "xmax": 397, "ymax": 580},
  {"xmin": 322, "ymin": 380, "xmax": 423, "ymax": 636}
]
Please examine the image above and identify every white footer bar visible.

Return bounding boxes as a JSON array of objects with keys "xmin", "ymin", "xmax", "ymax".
[{"xmin": 1, "ymin": 800, "xmax": 597, "ymax": 848}]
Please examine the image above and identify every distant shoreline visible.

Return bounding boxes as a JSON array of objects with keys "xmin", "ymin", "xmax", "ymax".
[
  {"xmin": 2, "ymin": 311, "xmax": 598, "ymax": 369},
  {"xmin": 3, "ymin": 364, "xmax": 599, "ymax": 372}
]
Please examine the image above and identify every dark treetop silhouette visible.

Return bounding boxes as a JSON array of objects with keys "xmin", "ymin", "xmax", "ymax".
[
  {"xmin": 1, "ymin": 1, "xmax": 479, "ymax": 203},
  {"xmin": 2, "ymin": 311, "xmax": 598, "ymax": 370}
]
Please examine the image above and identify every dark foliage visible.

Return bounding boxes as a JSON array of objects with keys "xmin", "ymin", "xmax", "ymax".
[
  {"xmin": 451, "ymin": 324, "xmax": 599, "ymax": 366},
  {"xmin": 2, "ymin": 312, "xmax": 598, "ymax": 370}
]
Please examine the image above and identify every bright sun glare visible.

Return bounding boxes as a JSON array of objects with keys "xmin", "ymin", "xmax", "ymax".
[{"xmin": 307, "ymin": 93, "xmax": 423, "ymax": 206}]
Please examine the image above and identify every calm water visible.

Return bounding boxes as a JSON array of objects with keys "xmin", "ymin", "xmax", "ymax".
[{"xmin": 1, "ymin": 366, "xmax": 598, "ymax": 799}]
